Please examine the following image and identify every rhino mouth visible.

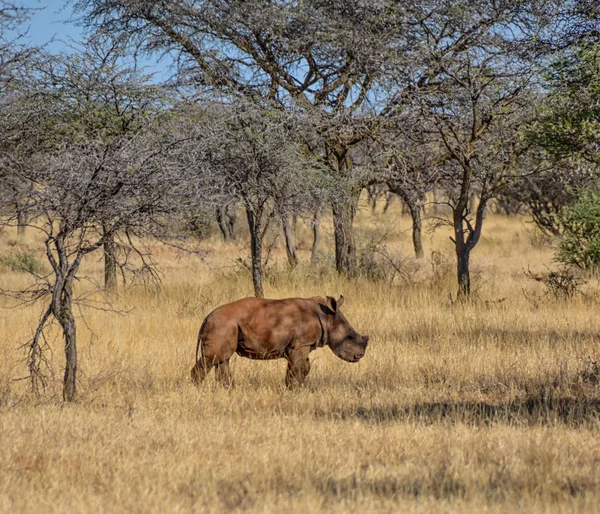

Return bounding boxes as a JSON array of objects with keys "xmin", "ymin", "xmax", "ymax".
[
  {"xmin": 348, "ymin": 353, "xmax": 365, "ymax": 363},
  {"xmin": 333, "ymin": 344, "xmax": 366, "ymax": 363}
]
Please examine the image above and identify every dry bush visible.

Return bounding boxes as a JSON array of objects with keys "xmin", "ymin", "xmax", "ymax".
[
  {"xmin": 524, "ymin": 266, "xmax": 586, "ymax": 300},
  {"xmin": 357, "ymin": 246, "xmax": 422, "ymax": 284}
]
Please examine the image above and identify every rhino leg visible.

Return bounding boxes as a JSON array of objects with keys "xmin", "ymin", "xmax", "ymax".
[
  {"xmin": 285, "ymin": 347, "xmax": 311, "ymax": 388},
  {"xmin": 192, "ymin": 322, "xmax": 237, "ymax": 387},
  {"xmin": 215, "ymin": 360, "xmax": 234, "ymax": 388},
  {"xmin": 190, "ymin": 356, "xmax": 216, "ymax": 385}
]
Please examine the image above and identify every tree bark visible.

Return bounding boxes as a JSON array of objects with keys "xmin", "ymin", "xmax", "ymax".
[
  {"xmin": 216, "ymin": 205, "xmax": 232, "ymax": 242},
  {"xmin": 281, "ymin": 214, "xmax": 298, "ymax": 268},
  {"xmin": 331, "ymin": 195, "xmax": 358, "ymax": 277},
  {"xmin": 383, "ymin": 193, "xmax": 393, "ymax": 214},
  {"xmin": 311, "ymin": 209, "xmax": 321, "ymax": 265},
  {"xmin": 226, "ymin": 206, "xmax": 236, "ymax": 237},
  {"xmin": 103, "ymin": 226, "xmax": 117, "ymax": 292},
  {"xmin": 408, "ymin": 203, "xmax": 424, "ymax": 259},
  {"xmin": 59, "ymin": 297, "xmax": 77, "ymax": 402},
  {"xmin": 329, "ymin": 147, "xmax": 360, "ymax": 276},
  {"xmin": 451, "ymin": 162, "xmax": 487, "ymax": 299},
  {"xmin": 387, "ymin": 183, "xmax": 424, "ymax": 259},
  {"xmin": 16, "ymin": 203, "xmax": 26, "ymax": 236},
  {"xmin": 367, "ymin": 186, "xmax": 378, "ymax": 214},
  {"xmin": 245, "ymin": 206, "xmax": 264, "ymax": 298},
  {"xmin": 52, "ymin": 236, "xmax": 81, "ymax": 402},
  {"xmin": 455, "ymin": 241, "xmax": 471, "ymax": 298}
]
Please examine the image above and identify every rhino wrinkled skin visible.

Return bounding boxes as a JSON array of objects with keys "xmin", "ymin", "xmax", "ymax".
[{"xmin": 191, "ymin": 295, "xmax": 369, "ymax": 388}]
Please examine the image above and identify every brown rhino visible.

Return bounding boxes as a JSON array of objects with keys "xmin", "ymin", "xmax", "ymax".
[{"xmin": 191, "ymin": 295, "xmax": 369, "ymax": 388}]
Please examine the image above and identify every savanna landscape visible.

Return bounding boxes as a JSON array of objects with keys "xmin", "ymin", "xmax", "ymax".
[
  {"xmin": 4, "ymin": 1, "xmax": 600, "ymax": 513},
  {"xmin": 2, "ymin": 200, "xmax": 600, "ymax": 513}
]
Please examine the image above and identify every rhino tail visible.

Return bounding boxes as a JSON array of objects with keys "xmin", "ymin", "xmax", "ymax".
[{"xmin": 195, "ymin": 317, "xmax": 209, "ymax": 364}]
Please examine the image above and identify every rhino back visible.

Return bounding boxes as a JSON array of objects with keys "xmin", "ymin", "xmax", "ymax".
[{"xmin": 208, "ymin": 298, "xmax": 321, "ymax": 356}]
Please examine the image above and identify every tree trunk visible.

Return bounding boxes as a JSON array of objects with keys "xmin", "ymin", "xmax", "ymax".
[
  {"xmin": 329, "ymin": 147, "xmax": 359, "ymax": 276},
  {"xmin": 44, "ymin": 233, "xmax": 84, "ymax": 402},
  {"xmin": 216, "ymin": 206, "xmax": 233, "ymax": 242},
  {"xmin": 451, "ymin": 163, "xmax": 486, "ymax": 300},
  {"xmin": 226, "ymin": 206, "xmax": 236, "ymax": 238},
  {"xmin": 387, "ymin": 184, "xmax": 424, "ymax": 259},
  {"xmin": 16, "ymin": 203, "xmax": 26, "ymax": 236},
  {"xmin": 331, "ymin": 196, "xmax": 358, "ymax": 276},
  {"xmin": 59, "ymin": 299, "xmax": 77, "ymax": 402},
  {"xmin": 103, "ymin": 226, "xmax": 117, "ymax": 292},
  {"xmin": 245, "ymin": 206, "xmax": 264, "ymax": 298},
  {"xmin": 456, "ymin": 242, "xmax": 471, "ymax": 299},
  {"xmin": 383, "ymin": 193, "xmax": 393, "ymax": 214},
  {"xmin": 408, "ymin": 203, "xmax": 424, "ymax": 259},
  {"xmin": 311, "ymin": 209, "xmax": 321, "ymax": 265},
  {"xmin": 367, "ymin": 186, "xmax": 378, "ymax": 214},
  {"xmin": 54, "ymin": 245, "xmax": 79, "ymax": 402},
  {"xmin": 281, "ymin": 214, "xmax": 298, "ymax": 268}
]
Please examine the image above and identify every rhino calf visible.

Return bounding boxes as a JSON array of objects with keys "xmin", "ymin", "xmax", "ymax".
[{"xmin": 191, "ymin": 295, "xmax": 369, "ymax": 388}]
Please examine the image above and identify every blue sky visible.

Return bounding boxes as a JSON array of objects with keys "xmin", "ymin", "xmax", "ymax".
[
  {"xmin": 8, "ymin": 1, "xmax": 172, "ymax": 80},
  {"xmin": 10, "ymin": 1, "xmax": 82, "ymax": 51}
]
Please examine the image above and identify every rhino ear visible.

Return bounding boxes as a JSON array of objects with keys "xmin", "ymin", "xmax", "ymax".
[
  {"xmin": 337, "ymin": 295, "xmax": 345, "ymax": 309},
  {"xmin": 319, "ymin": 296, "xmax": 337, "ymax": 315},
  {"xmin": 327, "ymin": 296, "xmax": 339, "ymax": 312}
]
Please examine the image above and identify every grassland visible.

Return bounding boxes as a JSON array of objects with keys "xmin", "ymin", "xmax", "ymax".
[{"xmin": 1, "ymin": 199, "xmax": 600, "ymax": 513}]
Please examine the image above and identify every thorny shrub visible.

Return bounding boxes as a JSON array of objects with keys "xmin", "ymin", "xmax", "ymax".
[{"xmin": 524, "ymin": 266, "xmax": 586, "ymax": 300}]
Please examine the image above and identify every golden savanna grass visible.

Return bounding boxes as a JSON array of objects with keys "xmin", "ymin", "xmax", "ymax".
[{"xmin": 2, "ymin": 198, "xmax": 600, "ymax": 513}]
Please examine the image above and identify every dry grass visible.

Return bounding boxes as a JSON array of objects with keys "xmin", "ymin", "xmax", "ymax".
[{"xmin": 2, "ymin": 200, "xmax": 600, "ymax": 513}]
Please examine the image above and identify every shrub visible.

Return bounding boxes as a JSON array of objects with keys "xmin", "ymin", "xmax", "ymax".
[
  {"xmin": 0, "ymin": 250, "xmax": 46, "ymax": 275},
  {"xmin": 524, "ymin": 266, "xmax": 585, "ymax": 299},
  {"xmin": 358, "ymin": 245, "xmax": 420, "ymax": 284},
  {"xmin": 557, "ymin": 191, "xmax": 600, "ymax": 270}
]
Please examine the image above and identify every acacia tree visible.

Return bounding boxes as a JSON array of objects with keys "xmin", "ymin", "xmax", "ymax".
[
  {"xmin": 381, "ymin": 1, "xmax": 559, "ymax": 298},
  {"xmin": 188, "ymin": 100, "xmax": 316, "ymax": 297},
  {"xmin": 3, "ymin": 46, "xmax": 200, "ymax": 401},
  {"xmin": 0, "ymin": 1, "xmax": 35, "ymax": 79},
  {"xmin": 37, "ymin": 41, "xmax": 175, "ymax": 291},
  {"xmin": 386, "ymin": 154, "xmax": 441, "ymax": 259},
  {"xmin": 378, "ymin": 121, "xmax": 449, "ymax": 259},
  {"xmin": 75, "ymin": 0, "xmax": 394, "ymax": 276},
  {"xmin": 0, "ymin": 1, "xmax": 38, "ymax": 235}
]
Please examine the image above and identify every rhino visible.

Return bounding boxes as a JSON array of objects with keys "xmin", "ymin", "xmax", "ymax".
[{"xmin": 190, "ymin": 295, "xmax": 369, "ymax": 388}]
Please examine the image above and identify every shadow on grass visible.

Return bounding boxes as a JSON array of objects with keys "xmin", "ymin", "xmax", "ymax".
[
  {"xmin": 214, "ymin": 460, "xmax": 595, "ymax": 508},
  {"xmin": 314, "ymin": 395, "xmax": 600, "ymax": 427},
  {"xmin": 312, "ymin": 469, "xmax": 597, "ymax": 503}
]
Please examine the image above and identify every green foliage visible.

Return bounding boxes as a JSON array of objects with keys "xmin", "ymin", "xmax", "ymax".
[
  {"xmin": 0, "ymin": 250, "xmax": 46, "ymax": 274},
  {"xmin": 557, "ymin": 191, "xmax": 600, "ymax": 269},
  {"xmin": 532, "ymin": 44, "xmax": 600, "ymax": 165}
]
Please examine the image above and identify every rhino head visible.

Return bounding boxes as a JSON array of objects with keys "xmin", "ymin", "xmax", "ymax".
[{"xmin": 317, "ymin": 295, "xmax": 369, "ymax": 363}]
